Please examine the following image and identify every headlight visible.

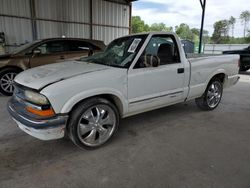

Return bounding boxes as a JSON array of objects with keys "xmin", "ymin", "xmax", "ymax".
[{"xmin": 24, "ymin": 90, "xmax": 49, "ymax": 105}]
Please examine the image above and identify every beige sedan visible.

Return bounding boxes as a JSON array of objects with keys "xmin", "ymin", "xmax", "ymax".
[{"xmin": 0, "ymin": 38, "xmax": 105, "ymax": 95}]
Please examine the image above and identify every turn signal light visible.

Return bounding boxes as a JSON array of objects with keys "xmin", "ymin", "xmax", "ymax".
[{"xmin": 26, "ymin": 106, "xmax": 55, "ymax": 117}]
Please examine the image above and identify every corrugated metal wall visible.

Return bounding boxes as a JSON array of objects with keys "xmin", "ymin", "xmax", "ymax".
[
  {"xmin": 0, "ymin": 0, "xmax": 32, "ymax": 45},
  {"xmin": 35, "ymin": 0, "xmax": 91, "ymax": 39},
  {"xmin": 92, "ymin": 0, "xmax": 130, "ymax": 43},
  {"xmin": 0, "ymin": 0, "xmax": 131, "ymax": 47},
  {"xmin": 0, "ymin": 0, "xmax": 30, "ymax": 17}
]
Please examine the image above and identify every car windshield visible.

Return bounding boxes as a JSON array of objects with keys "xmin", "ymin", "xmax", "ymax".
[
  {"xmin": 12, "ymin": 40, "xmax": 41, "ymax": 54},
  {"xmin": 80, "ymin": 35, "xmax": 146, "ymax": 68}
]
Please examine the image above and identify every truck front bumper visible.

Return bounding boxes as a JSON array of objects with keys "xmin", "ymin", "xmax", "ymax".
[{"xmin": 8, "ymin": 98, "xmax": 68, "ymax": 141}]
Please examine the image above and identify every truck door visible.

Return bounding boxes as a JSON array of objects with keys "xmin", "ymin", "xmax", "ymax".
[{"xmin": 128, "ymin": 35, "xmax": 185, "ymax": 112}]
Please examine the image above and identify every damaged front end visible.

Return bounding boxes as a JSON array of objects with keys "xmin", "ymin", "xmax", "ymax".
[{"xmin": 7, "ymin": 84, "xmax": 68, "ymax": 140}]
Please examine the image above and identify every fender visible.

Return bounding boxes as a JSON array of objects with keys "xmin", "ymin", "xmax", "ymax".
[
  {"xmin": 205, "ymin": 68, "xmax": 226, "ymax": 88},
  {"xmin": 60, "ymin": 87, "xmax": 129, "ymax": 116}
]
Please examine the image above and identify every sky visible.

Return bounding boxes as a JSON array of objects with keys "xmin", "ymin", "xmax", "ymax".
[{"xmin": 132, "ymin": 0, "xmax": 250, "ymax": 37}]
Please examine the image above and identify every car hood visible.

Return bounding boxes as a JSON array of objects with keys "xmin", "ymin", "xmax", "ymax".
[{"xmin": 15, "ymin": 61, "xmax": 111, "ymax": 90}]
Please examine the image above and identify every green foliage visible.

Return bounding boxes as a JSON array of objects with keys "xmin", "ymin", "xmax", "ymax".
[
  {"xmin": 131, "ymin": 14, "xmax": 250, "ymax": 45},
  {"xmin": 246, "ymin": 30, "xmax": 250, "ymax": 42},
  {"xmin": 131, "ymin": 16, "xmax": 149, "ymax": 33},
  {"xmin": 175, "ymin": 24, "xmax": 209, "ymax": 43},
  {"xmin": 131, "ymin": 16, "xmax": 209, "ymax": 46},
  {"xmin": 228, "ymin": 16, "xmax": 236, "ymax": 36},
  {"xmin": 211, "ymin": 20, "xmax": 229, "ymax": 43},
  {"xmin": 240, "ymin": 10, "xmax": 250, "ymax": 37},
  {"xmin": 131, "ymin": 16, "xmax": 172, "ymax": 33},
  {"xmin": 175, "ymin": 23, "xmax": 194, "ymax": 41},
  {"xmin": 191, "ymin": 28, "xmax": 200, "ymax": 36},
  {"xmin": 149, "ymin": 23, "xmax": 173, "ymax": 32}
]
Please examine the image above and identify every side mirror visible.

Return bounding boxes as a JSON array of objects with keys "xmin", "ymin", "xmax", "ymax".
[{"xmin": 33, "ymin": 49, "xmax": 41, "ymax": 55}]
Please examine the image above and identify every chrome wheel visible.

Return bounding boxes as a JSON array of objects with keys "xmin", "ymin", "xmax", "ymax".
[
  {"xmin": 77, "ymin": 104, "xmax": 116, "ymax": 147},
  {"xmin": 206, "ymin": 81, "xmax": 222, "ymax": 108},
  {"xmin": 0, "ymin": 72, "xmax": 17, "ymax": 94}
]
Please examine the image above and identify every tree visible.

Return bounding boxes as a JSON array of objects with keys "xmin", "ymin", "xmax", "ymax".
[
  {"xmin": 246, "ymin": 30, "xmax": 250, "ymax": 42},
  {"xmin": 131, "ymin": 16, "xmax": 149, "ymax": 33},
  {"xmin": 175, "ymin": 23, "xmax": 194, "ymax": 41},
  {"xmin": 202, "ymin": 30, "xmax": 210, "ymax": 44},
  {"xmin": 191, "ymin": 28, "xmax": 200, "ymax": 36},
  {"xmin": 228, "ymin": 16, "xmax": 236, "ymax": 37},
  {"xmin": 149, "ymin": 23, "xmax": 173, "ymax": 32},
  {"xmin": 240, "ymin": 10, "xmax": 250, "ymax": 38},
  {"xmin": 211, "ymin": 20, "xmax": 229, "ymax": 43}
]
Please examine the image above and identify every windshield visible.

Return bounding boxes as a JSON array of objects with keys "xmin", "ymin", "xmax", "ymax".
[
  {"xmin": 81, "ymin": 35, "xmax": 146, "ymax": 68},
  {"xmin": 12, "ymin": 40, "xmax": 41, "ymax": 54}
]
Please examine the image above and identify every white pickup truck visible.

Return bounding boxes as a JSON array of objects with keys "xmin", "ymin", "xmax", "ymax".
[{"xmin": 8, "ymin": 32, "xmax": 239, "ymax": 149}]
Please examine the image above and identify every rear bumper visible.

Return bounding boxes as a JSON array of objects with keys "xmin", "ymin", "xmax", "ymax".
[
  {"xmin": 224, "ymin": 75, "xmax": 240, "ymax": 88},
  {"xmin": 8, "ymin": 99, "xmax": 68, "ymax": 140}
]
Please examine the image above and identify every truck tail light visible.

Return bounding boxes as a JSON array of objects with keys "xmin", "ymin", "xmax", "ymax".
[{"xmin": 26, "ymin": 106, "xmax": 55, "ymax": 117}]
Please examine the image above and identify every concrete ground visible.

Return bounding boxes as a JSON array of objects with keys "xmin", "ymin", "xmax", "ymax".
[{"xmin": 0, "ymin": 73, "xmax": 250, "ymax": 188}]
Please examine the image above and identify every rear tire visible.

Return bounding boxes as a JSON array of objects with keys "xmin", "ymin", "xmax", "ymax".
[
  {"xmin": 0, "ymin": 68, "xmax": 21, "ymax": 96},
  {"xmin": 195, "ymin": 78, "xmax": 223, "ymax": 111},
  {"xmin": 67, "ymin": 98, "xmax": 120, "ymax": 149}
]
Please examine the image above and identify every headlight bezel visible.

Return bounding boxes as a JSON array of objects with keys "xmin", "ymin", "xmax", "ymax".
[
  {"xmin": 23, "ymin": 90, "xmax": 55, "ymax": 117},
  {"xmin": 24, "ymin": 90, "xmax": 50, "ymax": 106}
]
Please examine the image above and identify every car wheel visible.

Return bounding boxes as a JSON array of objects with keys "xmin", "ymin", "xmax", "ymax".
[
  {"xmin": 0, "ymin": 68, "xmax": 21, "ymax": 96},
  {"xmin": 195, "ymin": 78, "xmax": 223, "ymax": 111},
  {"xmin": 67, "ymin": 98, "xmax": 120, "ymax": 149}
]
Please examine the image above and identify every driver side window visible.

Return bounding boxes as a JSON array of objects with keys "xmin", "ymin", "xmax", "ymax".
[{"xmin": 134, "ymin": 35, "xmax": 180, "ymax": 69}]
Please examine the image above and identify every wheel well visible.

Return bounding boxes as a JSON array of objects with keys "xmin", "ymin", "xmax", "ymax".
[
  {"xmin": 0, "ymin": 66, "xmax": 23, "ymax": 73},
  {"xmin": 69, "ymin": 94, "xmax": 124, "ymax": 117},
  {"xmin": 210, "ymin": 73, "xmax": 226, "ymax": 84}
]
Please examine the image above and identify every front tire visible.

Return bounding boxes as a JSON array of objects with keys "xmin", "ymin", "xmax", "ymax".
[
  {"xmin": 195, "ymin": 78, "xmax": 223, "ymax": 111},
  {"xmin": 0, "ymin": 68, "xmax": 21, "ymax": 96},
  {"xmin": 67, "ymin": 98, "xmax": 119, "ymax": 149}
]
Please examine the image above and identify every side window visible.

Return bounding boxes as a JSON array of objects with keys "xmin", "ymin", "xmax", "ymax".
[
  {"xmin": 134, "ymin": 35, "xmax": 180, "ymax": 68},
  {"xmin": 34, "ymin": 41, "xmax": 66, "ymax": 54},
  {"xmin": 68, "ymin": 41, "xmax": 90, "ymax": 52}
]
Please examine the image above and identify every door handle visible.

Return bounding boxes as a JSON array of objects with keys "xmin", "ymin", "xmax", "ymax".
[
  {"xmin": 177, "ymin": 68, "xmax": 184, "ymax": 74},
  {"xmin": 60, "ymin": 55, "xmax": 65, "ymax": 59}
]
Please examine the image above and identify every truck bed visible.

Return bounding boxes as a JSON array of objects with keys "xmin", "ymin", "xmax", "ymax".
[
  {"xmin": 185, "ymin": 53, "xmax": 239, "ymax": 100},
  {"xmin": 186, "ymin": 53, "xmax": 224, "ymax": 59}
]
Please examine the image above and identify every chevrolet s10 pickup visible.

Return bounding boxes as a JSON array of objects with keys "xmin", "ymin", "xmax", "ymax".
[{"xmin": 8, "ymin": 32, "xmax": 240, "ymax": 149}]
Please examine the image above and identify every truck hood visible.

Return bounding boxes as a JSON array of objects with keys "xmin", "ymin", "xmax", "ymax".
[{"xmin": 15, "ymin": 61, "xmax": 110, "ymax": 90}]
